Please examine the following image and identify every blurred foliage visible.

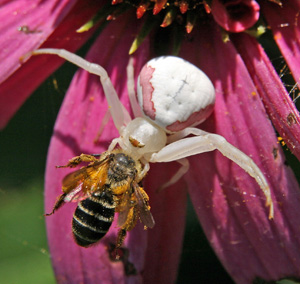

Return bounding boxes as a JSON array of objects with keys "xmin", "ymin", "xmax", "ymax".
[{"xmin": 0, "ymin": 180, "xmax": 55, "ymax": 284}]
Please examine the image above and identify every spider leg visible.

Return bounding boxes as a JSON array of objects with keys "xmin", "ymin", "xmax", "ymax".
[
  {"xmin": 150, "ymin": 130, "xmax": 274, "ymax": 219},
  {"xmin": 127, "ymin": 57, "xmax": 143, "ymax": 118},
  {"xmin": 158, "ymin": 158, "xmax": 189, "ymax": 191},
  {"xmin": 94, "ymin": 108, "xmax": 111, "ymax": 144},
  {"xmin": 108, "ymin": 137, "xmax": 122, "ymax": 152},
  {"xmin": 32, "ymin": 48, "xmax": 131, "ymax": 131},
  {"xmin": 138, "ymin": 160, "xmax": 150, "ymax": 182}
]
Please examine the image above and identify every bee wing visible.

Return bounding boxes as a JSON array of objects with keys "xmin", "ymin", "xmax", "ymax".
[
  {"xmin": 61, "ymin": 158, "xmax": 110, "ymax": 199},
  {"xmin": 133, "ymin": 184, "xmax": 155, "ymax": 229},
  {"xmin": 63, "ymin": 185, "xmax": 89, "ymax": 203},
  {"xmin": 61, "ymin": 167, "xmax": 87, "ymax": 191},
  {"xmin": 117, "ymin": 190, "xmax": 132, "ymax": 227}
]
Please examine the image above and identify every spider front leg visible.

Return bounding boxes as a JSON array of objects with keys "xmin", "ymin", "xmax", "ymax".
[
  {"xmin": 150, "ymin": 129, "xmax": 274, "ymax": 219},
  {"xmin": 32, "ymin": 48, "xmax": 131, "ymax": 131}
]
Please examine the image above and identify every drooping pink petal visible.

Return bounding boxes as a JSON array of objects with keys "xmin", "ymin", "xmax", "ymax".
[
  {"xmin": 180, "ymin": 20, "xmax": 300, "ymax": 283},
  {"xmin": 142, "ymin": 164, "xmax": 187, "ymax": 284},
  {"xmin": 0, "ymin": 0, "xmax": 101, "ymax": 128},
  {"xmin": 211, "ymin": 0, "xmax": 260, "ymax": 32},
  {"xmin": 231, "ymin": 32, "xmax": 300, "ymax": 161},
  {"xmin": 261, "ymin": 0, "xmax": 300, "ymax": 87},
  {"xmin": 44, "ymin": 11, "xmax": 187, "ymax": 283}
]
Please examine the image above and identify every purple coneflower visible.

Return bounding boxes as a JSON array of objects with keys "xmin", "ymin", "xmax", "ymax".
[{"xmin": 1, "ymin": 0, "xmax": 300, "ymax": 283}]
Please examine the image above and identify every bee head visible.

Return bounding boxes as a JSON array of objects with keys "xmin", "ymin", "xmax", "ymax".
[{"xmin": 108, "ymin": 153, "xmax": 137, "ymax": 182}]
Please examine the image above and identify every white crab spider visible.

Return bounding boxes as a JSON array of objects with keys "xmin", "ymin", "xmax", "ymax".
[{"xmin": 32, "ymin": 49, "xmax": 274, "ymax": 219}]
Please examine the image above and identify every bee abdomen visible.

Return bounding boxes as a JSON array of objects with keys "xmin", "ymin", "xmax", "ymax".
[{"xmin": 72, "ymin": 192, "xmax": 115, "ymax": 247}]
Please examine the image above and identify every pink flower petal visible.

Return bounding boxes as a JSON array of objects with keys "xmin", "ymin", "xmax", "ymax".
[
  {"xmin": 232, "ymin": 32, "xmax": 300, "ymax": 160},
  {"xmin": 45, "ymin": 12, "xmax": 187, "ymax": 283},
  {"xmin": 261, "ymin": 0, "xmax": 300, "ymax": 86},
  {"xmin": 0, "ymin": 0, "xmax": 101, "ymax": 128},
  {"xmin": 211, "ymin": 0, "xmax": 260, "ymax": 32},
  {"xmin": 0, "ymin": 0, "xmax": 76, "ymax": 84},
  {"xmin": 143, "ymin": 164, "xmax": 187, "ymax": 284},
  {"xmin": 180, "ymin": 20, "xmax": 300, "ymax": 283}
]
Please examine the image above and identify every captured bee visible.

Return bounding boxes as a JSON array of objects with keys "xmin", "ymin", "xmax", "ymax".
[{"xmin": 46, "ymin": 149, "xmax": 155, "ymax": 250}]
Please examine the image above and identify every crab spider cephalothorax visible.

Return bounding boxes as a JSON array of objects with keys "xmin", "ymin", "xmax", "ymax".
[{"xmin": 32, "ymin": 49, "xmax": 274, "ymax": 219}]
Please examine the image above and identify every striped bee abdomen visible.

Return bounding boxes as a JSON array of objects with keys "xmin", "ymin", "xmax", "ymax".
[{"xmin": 72, "ymin": 191, "xmax": 115, "ymax": 247}]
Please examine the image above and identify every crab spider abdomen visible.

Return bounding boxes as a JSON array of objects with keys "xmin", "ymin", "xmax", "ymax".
[{"xmin": 137, "ymin": 56, "xmax": 215, "ymax": 133}]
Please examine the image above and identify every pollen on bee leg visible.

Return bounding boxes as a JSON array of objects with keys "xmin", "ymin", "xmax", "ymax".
[
  {"xmin": 115, "ymin": 229, "xmax": 127, "ymax": 260},
  {"xmin": 56, "ymin": 154, "xmax": 99, "ymax": 168}
]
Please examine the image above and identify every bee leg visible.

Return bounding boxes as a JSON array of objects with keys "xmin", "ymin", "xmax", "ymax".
[
  {"xmin": 44, "ymin": 193, "xmax": 67, "ymax": 216},
  {"xmin": 115, "ymin": 206, "xmax": 138, "ymax": 259},
  {"xmin": 56, "ymin": 154, "xmax": 99, "ymax": 168},
  {"xmin": 115, "ymin": 229, "xmax": 127, "ymax": 260}
]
